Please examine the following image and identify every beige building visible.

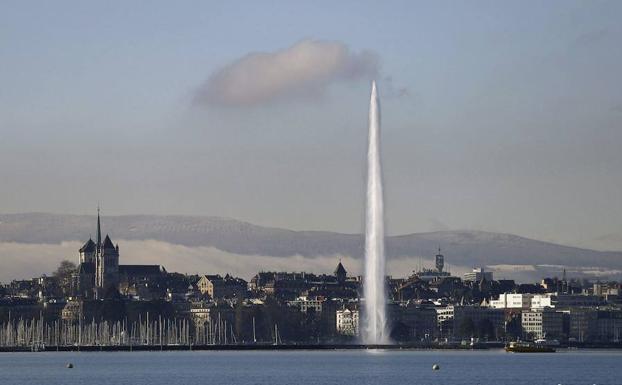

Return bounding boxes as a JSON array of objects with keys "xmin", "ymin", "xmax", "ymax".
[
  {"xmin": 197, "ymin": 274, "xmax": 247, "ymax": 300},
  {"xmin": 288, "ymin": 296, "xmax": 325, "ymax": 313},
  {"xmin": 336, "ymin": 309, "xmax": 359, "ymax": 336}
]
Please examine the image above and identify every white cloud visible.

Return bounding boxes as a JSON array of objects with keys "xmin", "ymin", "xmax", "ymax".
[
  {"xmin": 0, "ymin": 241, "xmax": 81, "ymax": 282},
  {"xmin": 0, "ymin": 240, "xmax": 361, "ymax": 282},
  {"xmin": 194, "ymin": 39, "xmax": 380, "ymax": 106},
  {"xmin": 0, "ymin": 239, "xmax": 443, "ymax": 282}
]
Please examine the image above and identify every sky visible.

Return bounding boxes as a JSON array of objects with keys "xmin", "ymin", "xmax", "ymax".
[{"xmin": 1, "ymin": 0, "xmax": 621, "ymax": 248}]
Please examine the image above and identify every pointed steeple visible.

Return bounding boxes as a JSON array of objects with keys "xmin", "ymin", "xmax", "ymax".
[
  {"xmin": 334, "ymin": 260, "xmax": 346, "ymax": 276},
  {"xmin": 96, "ymin": 206, "xmax": 102, "ymax": 249},
  {"xmin": 335, "ymin": 259, "xmax": 347, "ymax": 285},
  {"xmin": 79, "ymin": 238, "xmax": 96, "ymax": 253},
  {"xmin": 103, "ymin": 234, "xmax": 115, "ymax": 249}
]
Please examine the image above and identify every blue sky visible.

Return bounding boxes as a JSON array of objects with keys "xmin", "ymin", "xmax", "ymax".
[{"xmin": 1, "ymin": 1, "xmax": 621, "ymax": 247}]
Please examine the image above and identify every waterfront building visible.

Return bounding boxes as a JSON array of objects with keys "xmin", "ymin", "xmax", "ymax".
[
  {"xmin": 595, "ymin": 310, "xmax": 622, "ymax": 342},
  {"xmin": 436, "ymin": 305, "xmax": 455, "ymax": 324},
  {"xmin": 336, "ymin": 308, "xmax": 359, "ymax": 336},
  {"xmin": 389, "ymin": 302, "xmax": 438, "ymax": 341},
  {"xmin": 435, "ymin": 305, "xmax": 455, "ymax": 338},
  {"xmin": 452, "ymin": 306, "xmax": 505, "ymax": 340},
  {"xmin": 567, "ymin": 308, "xmax": 622, "ymax": 342},
  {"xmin": 521, "ymin": 309, "xmax": 564, "ymax": 340}
]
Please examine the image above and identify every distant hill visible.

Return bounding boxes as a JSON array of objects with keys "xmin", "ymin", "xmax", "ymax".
[{"xmin": 1, "ymin": 213, "xmax": 621, "ymax": 276}]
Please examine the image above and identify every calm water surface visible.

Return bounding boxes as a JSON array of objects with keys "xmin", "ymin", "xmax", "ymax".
[{"xmin": 1, "ymin": 349, "xmax": 620, "ymax": 385}]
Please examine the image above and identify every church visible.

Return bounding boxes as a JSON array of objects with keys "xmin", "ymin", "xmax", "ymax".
[
  {"xmin": 73, "ymin": 210, "xmax": 165, "ymax": 300},
  {"xmin": 73, "ymin": 209, "xmax": 120, "ymax": 299}
]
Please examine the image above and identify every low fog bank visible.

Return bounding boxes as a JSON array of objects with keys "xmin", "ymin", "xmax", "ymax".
[{"xmin": 2, "ymin": 240, "xmax": 620, "ymax": 284}]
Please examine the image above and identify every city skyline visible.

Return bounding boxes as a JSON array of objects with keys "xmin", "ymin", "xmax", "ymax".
[{"xmin": 2, "ymin": 2, "xmax": 622, "ymax": 383}]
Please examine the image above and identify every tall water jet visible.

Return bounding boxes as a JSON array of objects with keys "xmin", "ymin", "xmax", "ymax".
[{"xmin": 363, "ymin": 81, "xmax": 388, "ymax": 344}]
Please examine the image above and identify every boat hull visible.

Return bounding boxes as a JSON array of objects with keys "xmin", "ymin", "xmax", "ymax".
[{"xmin": 506, "ymin": 345, "xmax": 555, "ymax": 353}]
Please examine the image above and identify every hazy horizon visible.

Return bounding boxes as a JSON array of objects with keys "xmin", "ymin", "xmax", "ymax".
[
  {"xmin": 3, "ymin": 212, "xmax": 622, "ymax": 284},
  {"xmin": 0, "ymin": 210, "xmax": 621, "ymax": 251}
]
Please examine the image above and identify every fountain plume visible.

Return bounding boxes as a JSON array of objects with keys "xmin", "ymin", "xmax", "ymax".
[{"xmin": 363, "ymin": 81, "xmax": 388, "ymax": 344}]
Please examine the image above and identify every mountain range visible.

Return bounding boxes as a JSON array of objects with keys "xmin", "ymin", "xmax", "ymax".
[{"xmin": 1, "ymin": 213, "xmax": 621, "ymax": 281}]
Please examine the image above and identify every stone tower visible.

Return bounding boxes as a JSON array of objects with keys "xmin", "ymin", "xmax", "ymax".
[{"xmin": 94, "ymin": 208, "xmax": 120, "ymax": 298}]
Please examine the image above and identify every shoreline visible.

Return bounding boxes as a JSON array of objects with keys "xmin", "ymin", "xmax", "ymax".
[{"xmin": 2, "ymin": 342, "xmax": 622, "ymax": 353}]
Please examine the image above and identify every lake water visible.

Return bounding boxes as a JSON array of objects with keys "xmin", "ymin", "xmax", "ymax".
[{"xmin": 0, "ymin": 349, "xmax": 620, "ymax": 385}]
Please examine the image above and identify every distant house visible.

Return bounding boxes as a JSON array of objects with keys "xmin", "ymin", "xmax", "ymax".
[
  {"xmin": 118, "ymin": 265, "xmax": 167, "ymax": 300},
  {"xmin": 287, "ymin": 296, "xmax": 325, "ymax": 313},
  {"xmin": 250, "ymin": 261, "xmax": 358, "ymax": 300},
  {"xmin": 197, "ymin": 274, "xmax": 247, "ymax": 300},
  {"xmin": 61, "ymin": 300, "xmax": 81, "ymax": 321}
]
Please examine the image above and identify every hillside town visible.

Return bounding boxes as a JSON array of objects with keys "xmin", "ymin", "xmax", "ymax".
[{"xmin": 1, "ymin": 213, "xmax": 621, "ymax": 350}]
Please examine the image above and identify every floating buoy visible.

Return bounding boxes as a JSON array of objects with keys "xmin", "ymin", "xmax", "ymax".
[
  {"xmin": 432, "ymin": 364, "xmax": 440, "ymax": 370},
  {"xmin": 66, "ymin": 363, "xmax": 73, "ymax": 369}
]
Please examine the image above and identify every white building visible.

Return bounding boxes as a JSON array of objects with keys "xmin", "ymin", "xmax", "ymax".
[
  {"xmin": 522, "ymin": 309, "xmax": 564, "ymax": 339},
  {"xmin": 463, "ymin": 268, "xmax": 493, "ymax": 282},
  {"xmin": 489, "ymin": 292, "xmax": 604, "ymax": 311},
  {"xmin": 531, "ymin": 293, "xmax": 603, "ymax": 309},
  {"xmin": 530, "ymin": 294, "xmax": 553, "ymax": 309},
  {"xmin": 435, "ymin": 305, "xmax": 455, "ymax": 325},
  {"xmin": 490, "ymin": 293, "xmax": 534, "ymax": 310},
  {"xmin": 336, "ymin": 309, "xmax": 359, "ymax": 336},
  {"xmin": 288, "ymin": 296, "xmax": 324, "ymax": 313}
]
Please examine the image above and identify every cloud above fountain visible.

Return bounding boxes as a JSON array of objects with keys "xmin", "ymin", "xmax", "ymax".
[{"xmin": 194, "ymin": 39, "xmax": 380, "ymax": 107}]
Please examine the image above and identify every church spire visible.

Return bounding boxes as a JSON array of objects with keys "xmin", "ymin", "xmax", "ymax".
[{"xmin": 96, "ymin": 205, "xmax": 102, "ymax": 249}]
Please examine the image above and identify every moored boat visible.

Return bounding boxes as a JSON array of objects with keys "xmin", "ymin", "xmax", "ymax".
[{"xmin": 505, "ymin": 341, "xmax": 555, "ymax": 353}]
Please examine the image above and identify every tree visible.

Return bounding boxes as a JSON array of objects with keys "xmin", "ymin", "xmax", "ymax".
[
  {"xmin": 53, "ymin": 260, "xmax": 76, "ymax": 295},
  {"xmin": 505, "ymin": 315, "xmax": 522, "ymax": 340},
  {"xmin": 53, "ymin": 260, "xmax": 76, "ymax": 280}
]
